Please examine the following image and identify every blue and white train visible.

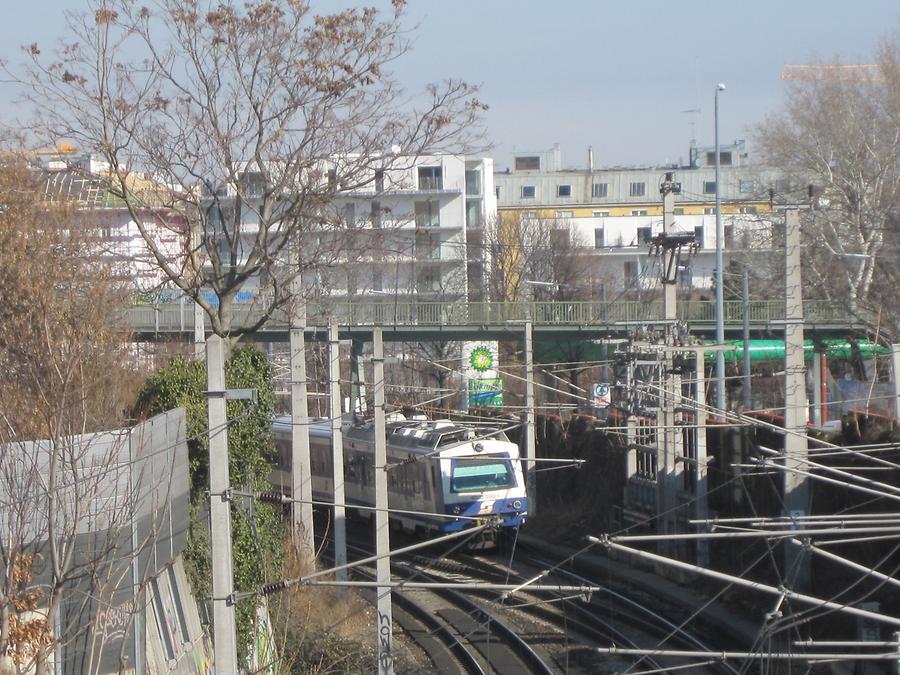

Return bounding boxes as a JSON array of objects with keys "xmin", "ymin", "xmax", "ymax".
[{"xmin": 271, "ymin": 415, "xmax": 528, "ymax": 542}]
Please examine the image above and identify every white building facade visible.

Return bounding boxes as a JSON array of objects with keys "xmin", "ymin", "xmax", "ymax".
[
  {"xmin": 494, "ymin": 143, "xmax": 795, "ymax": 297},
  {"xmin": 315, "ymin": 154, "xmax": 496, "ymax": 302}
]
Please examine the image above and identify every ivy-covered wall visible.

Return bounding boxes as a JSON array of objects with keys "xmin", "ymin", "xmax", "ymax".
[{"xmin": 133, "ymin": 347, "xmax": 283, "ymax": 665}]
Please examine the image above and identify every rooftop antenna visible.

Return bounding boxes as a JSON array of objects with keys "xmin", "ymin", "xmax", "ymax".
[
  {"xmin": 681, "ymin": 108, "xmax": 701, "ymax": 167},
  {"xmin": 681, "ymin": 108, "xmax": 701, "ymax": 147}
]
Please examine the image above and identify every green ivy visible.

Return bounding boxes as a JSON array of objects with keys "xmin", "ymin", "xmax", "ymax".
[{"xmin": 133, "ymin": 346, "xmax": 284, "ymax": 666}]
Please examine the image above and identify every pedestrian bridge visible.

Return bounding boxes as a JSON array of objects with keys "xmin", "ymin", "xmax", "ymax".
[{"xmin": 126, "ymin": 298, "xmax": 863, "ymax": 342}]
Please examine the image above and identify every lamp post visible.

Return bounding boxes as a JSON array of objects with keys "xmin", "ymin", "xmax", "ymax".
[{"xmin": 714, "ymin": 83, "xmax": 726, "ymax": 413}]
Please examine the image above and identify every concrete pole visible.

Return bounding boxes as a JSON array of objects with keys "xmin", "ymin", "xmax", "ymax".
[
  {"xmin": 289, "ymin": 276, "xmax": 314, "ymax": 554},
  {"xmin": 524, "ymin": 320, "xmax": 537, "ymax": 516},
  {"xmin": 742, "ymin": 270, "xmax": 751, "ymax": 411},
  {"xmin": 783, "ymin": 208, "xmax": 810, "ymax": 590},
  {"xmin": 714, "ymin": 83, "xmax": 726, "ymax": 414},
  {"xmin": 192, "ymin": 222, "xmax": 206, "ymax": 359},
  {"xmin": 662, "ymin": 180, "xmax": 677, "ymax": 323},
  {"xmin": 694, "ymin": 347, "xmax": 709, "ymax": 568},
  {"xmin": 372, "ymin": 328, "xmax": 394, "ymax": 675},
  {"xmin": 206, "ymin": 335, "xmax": 237, "ymax": 672},
  {"xmin": 659, "ymin": 179, "xmax": 682, "ymax": 550},
  {"xmin": 350, "ymin": 339, "xmax": 367, "ymax": 417},
  {"xmin": 329, "ymin": 319, "xmax": 347, "ymax": 582},
  {"xmin": 194, "ymin": 300, "xmax": 205, "ymax": 359},
  {"xmin": 812, "ymin": 352, "xmax": 824, "ymax": 428}
]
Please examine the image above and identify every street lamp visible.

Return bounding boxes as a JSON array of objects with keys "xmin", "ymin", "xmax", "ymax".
[{"xmin": 714, "ymin": 82, "xmax": 726, "ymax": 413}]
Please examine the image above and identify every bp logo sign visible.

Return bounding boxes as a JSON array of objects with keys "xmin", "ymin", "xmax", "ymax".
[{"xmin": 469, "ymin": 345, "xmax": 494, "ymax": 373}]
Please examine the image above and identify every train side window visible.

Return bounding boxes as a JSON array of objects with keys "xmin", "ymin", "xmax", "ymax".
[{"xmin": 422, "ymin": 462, "xmax": 431, "ymax": 500}]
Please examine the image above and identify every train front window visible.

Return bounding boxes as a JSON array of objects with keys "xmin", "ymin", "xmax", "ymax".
[{"xmin": 450, "ymin": 458, "xmax": 515, "ymax": 493}]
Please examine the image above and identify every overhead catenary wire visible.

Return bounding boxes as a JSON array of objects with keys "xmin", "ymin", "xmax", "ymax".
[{"xmin": 586, "ymin": 536, "xmax": 900, "ymax": 628}]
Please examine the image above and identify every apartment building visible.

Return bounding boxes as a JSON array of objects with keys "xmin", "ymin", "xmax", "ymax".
[
  {"xmin": 493, "ymin": 143, "xmax": 795, "ymax": 298},
  {"xmin": 39, "ymin": 149, "xmax": 186, "ymax": 293},
  {"xmin": 312, "ymin": 154, "xmax": 496, "ymax": 302}
]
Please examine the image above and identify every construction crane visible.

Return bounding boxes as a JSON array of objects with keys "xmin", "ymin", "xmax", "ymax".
[{"xmin": 781, "ymin": 64, "xmax": 884, "ymax": 83}]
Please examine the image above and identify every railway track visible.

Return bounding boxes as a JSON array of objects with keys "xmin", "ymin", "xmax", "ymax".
[
  {"xmin": 509, "ymin": 544, "xmax": 741, "ymax": 674},
  {"xmin": 339, "ymin": 540, "xmax": 556, "ymax": 674},
  {"xmin": 401, "ymin": 546, "xmax": 739, "ymax": 674},
  {"xmin": 320, "ymin": 522, "xmax": 744, "ymax": 673}
]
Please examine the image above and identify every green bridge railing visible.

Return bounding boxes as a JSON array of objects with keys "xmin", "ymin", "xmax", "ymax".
[{"xmin": 126, "ymin": 298, "xmax": 856, "ymax": 334}]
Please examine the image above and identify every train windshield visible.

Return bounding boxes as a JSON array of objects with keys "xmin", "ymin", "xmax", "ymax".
[{"xmin": 450, "ymin": 457, "xmax": 515, "ymax": 493}]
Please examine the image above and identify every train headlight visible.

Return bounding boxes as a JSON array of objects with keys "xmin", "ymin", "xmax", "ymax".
[
  {"xmin": 473, "ymin": 442, "xmax": 484, "ymax": 452},
  {"xmin": 512, "ymin": 500, "xmax": 522, "ymax": 510}
]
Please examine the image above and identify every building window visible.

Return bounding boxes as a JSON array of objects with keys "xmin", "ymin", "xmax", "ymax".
[
  {"xmin": 417, "ymin": 269, "xmax": 439, "ymax": 292},
  {"xmin": 629, "ymin": 182, "xmax": 646, "ymax": 197},
  {"xmin": 370, "ymin": 201, "xmax": 382, "ymax": 228},
  {"xmin": 418, "ymin": 166, "xmax": 443, "ymax": 190},
  {"xmin": 677, "ymin": 264, "xmax": 692, "ymax": 286},
  {"xmin": 415, "ymin": 201, "xmax": 439, "ymax": 228},
  {"xmin": 556, "ymin": 210, "xmax": 573, "ymax": 219},
  {"xmin": 521, "ymin": 185, "xmax": 536, "ymax": 199},
  {"xmin": 522, "ymin": 211, "xmax": 536, "ymax": 220},
  {"xmin": 775, "ymin": 178, "xmax": 791, "ymax": 193},
  {"xmin": 631, "ymin": 209, "xmax": 648, "ymax": 216},
  {"xmin": 624, "ymin": 261, "xmax": 638, "ymax": 287},
  {"xmin": 342, "ymin": 203, "xmax": 356, "ymax": 226},
  {"xmin": 704, "ymin": 207, "xmax": 716, "ymax": 215},
  {"xmin": 327, "ymin": 169, "xmax": 337, "ymax": 190},
  {"xmin": 706, "ymin": 151, "xmax": 732, "ymax": 166},
  {"xmin": 694, "ymin": 225, "xmax": 704, "ymax": 248},
  {"xmin": 704, "ymin": 181, "xmax": 717, "ymax": 194},
  {"xmin": 592, "ymin": 210, "xmax": 609, "ymax": 217},
  {"xmin": 740, "ymin": 206, "xmax": 757, "ymax": 214},
  {"xmin": 592, "ymin": 182, "xmax": 608, "ymax": 198},
  {"xmin": 515, "ymin": 156, "xmax": 541, "ymax": 171},
  {"xmin": 724, "ymin": 225, "xmax": 735, "ymax": 247},
  {"xmin": 739, "ymin": 179, "xmax": 754, "ymax": 193},
  {"xmin": 551, "ymin": 229, "xmax": 570, "ymax": 247},
  {"xmin": 557, "ymin": 184, "xmax": 572, "ymax": 197},
  {"xmin": 374, "ymin": 169, "xmax": 385, "ymax": 192},
  {"xmin": 415, "ymin": 231, "xmax": 439, "ymax": 260},
  {"xmin": 674, "ymin": 207, "xmax": 684, "ymax": 215},
  {"xmin": 636, "ymin": 226, "xmax": 652, "ymax": 243},
  {"xmin": 373, "ymin": 269, "xmax": 383, "ymax": 291},
  {"xmin": 495, "ymin": 186, "xmax": 501, "ymax": 199},
  {"xmin": 594, "ymin": 228, "xmax": 605, "ymax": 248},
  {"xmin": 466, "ymin": 199, "xmax": 482, "ymax": 227},
  {"xmin": 465, "ymin": 169, "xmax": 481, "ymax": 196}
]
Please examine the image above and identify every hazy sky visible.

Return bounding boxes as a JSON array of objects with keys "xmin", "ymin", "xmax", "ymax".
[{"xmin": 2, "ymin": 0, "xmax": 897, "ymax": 169}]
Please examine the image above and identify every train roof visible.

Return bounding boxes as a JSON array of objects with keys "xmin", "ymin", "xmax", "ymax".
[{"xmin": 273, "ymin": 415, "xmax": 512, "ymax": 452}]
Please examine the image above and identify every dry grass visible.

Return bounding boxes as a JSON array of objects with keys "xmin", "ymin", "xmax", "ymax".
[
  {"xmin": 267, "ymin": 539, "xmax": 433, "ymax": 673},
  {"xmin": 270, "ymin": 541, "xmax": 376, "ymax": 673}
]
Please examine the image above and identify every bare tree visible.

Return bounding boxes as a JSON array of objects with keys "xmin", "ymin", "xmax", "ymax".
[
  {"xmin": 756, "ymin": 30, "xmax": 900, "ymax": 335},
  {"xmin": 16, "ymin": 0, "xmax": 487, "ymax": 339},
  {"xmin": 481, "ymin": 211, "xmax": 602, "ymax": 396},
  {"xmin": 485, "ymin": 212, "xmax": 592, "ymax": 303},
  {"xmin": 0, "ymin": 160, "xmax": 179, "ymax": 674}
]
